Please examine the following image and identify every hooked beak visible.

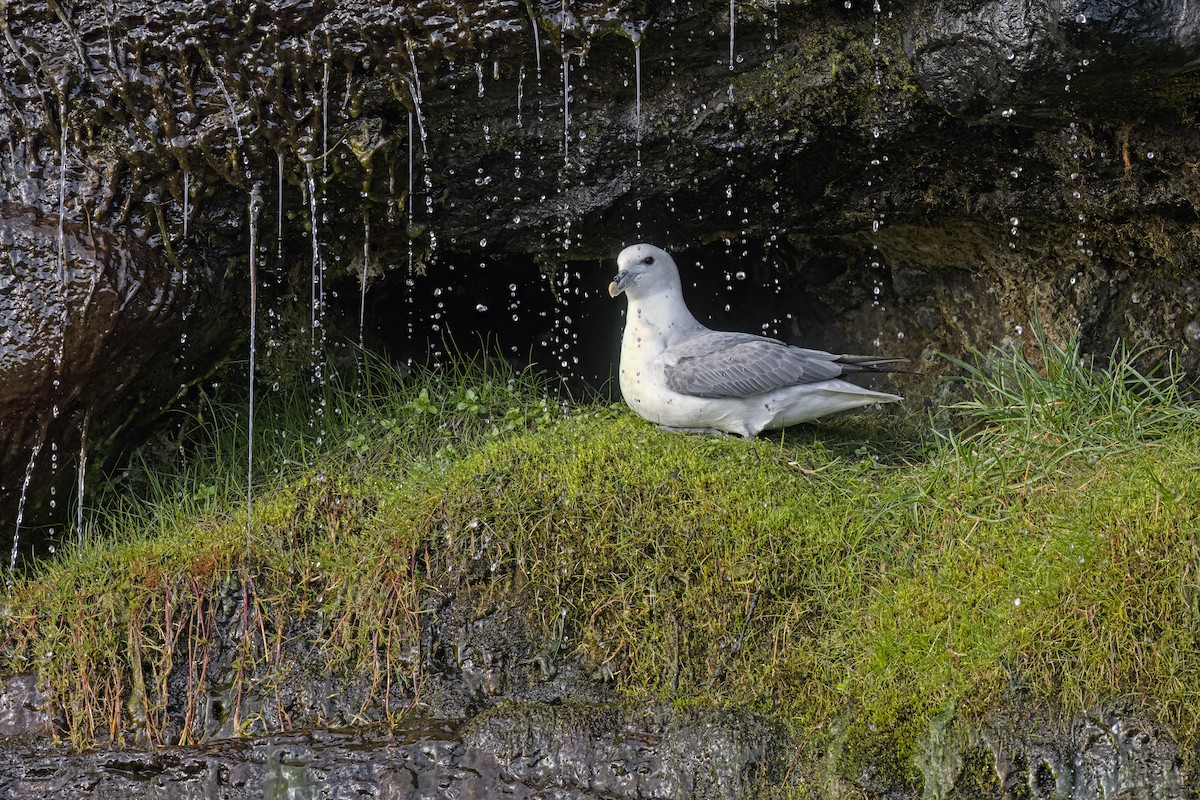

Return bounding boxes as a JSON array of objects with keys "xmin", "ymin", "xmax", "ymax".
[{"xmin": 608, "ymin": 270, "xmax": 635, "ymax": 298}]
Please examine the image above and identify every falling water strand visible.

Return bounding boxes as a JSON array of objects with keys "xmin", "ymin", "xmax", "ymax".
[
  {"xmin": 633, "ymin": 37, "xmax": 644, "ymax": 233},
  {"xmin": 75, "ymin": 416, "xmax": 88, "ymax": 554},
  {"xmin": 562, "ymin": 53, "xmax": 571, "ymax": 165},
  {"xmin": 407, "ymin": 44, "xmax": 424, "ymax": 105},
  {"xmin": 407, "ymin": 49, "xmax": 429, "ymax": 154},
  {"xmin": 247, "ymin": 183, "xmax": 263, "ymax": 550},
  {"xmin": 407, "ymin": 111, "xmax": 415, "ymax": 235},
  {"xmin": 305, "ymin": 160, "xmax": 322, "ymax": 349},
  {"xmin": 360, "ymin": 211, "xmax": 370, "ymax": 348},
  {"xmin": 8, "ymin": 444, "xmax": 42, "ymax": 581},
  {"xmin": 405, "ymin": 109, "xmax": 415, "ymax": 262},
  {"xmin": 406, "ymin": 111, "xmax": 416, "ymax": 340},
  {"xmin": 517, "ymin": 65, "xmax": 525, "ymax": 129},
  {"xmin": 318, "ymin": 64, "xmax": 330, "ymax": 343},
  {"xmin": 1065, "ymin": 56, "xmax": 1093, "ymax": 270},
  {"xmin": 321, "ymin": 59, "xmax": 331, "ymax": 175},
  {"xmin": 55, "ymin": 97, "xmax": 68, "ymax": 370},
  {"xmin": 529, "ymin": 4, "xmax": 542, "ymax": 78},
  {"xmin": 182, "ymin": 170, "xmax": 190, "ymax": 237},
  {"xmin": 729, "ymin": 0, "xmax": 736, "ymax": 71},
  {"xmin": 276, "ymin": 151, "xmax": 284, "ymax": 256},
  {"xmin": 867, "ymin": 0, "xmax": 886, "ymax": 333},
  {"xmin": 634, "ymin": 40, "xmax": 642, "ymax": 147}
]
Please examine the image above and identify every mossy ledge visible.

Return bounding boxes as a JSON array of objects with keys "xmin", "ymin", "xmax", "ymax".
[{"xmin": 2, "ymin": 340, "xmax": 1199, "ymax": 797}]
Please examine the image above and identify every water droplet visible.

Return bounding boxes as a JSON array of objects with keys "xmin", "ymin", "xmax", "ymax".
[
  {"xmin": 735, "ymin": 270, "xmax": 746, "ymax": 280},
  {"xmin": 475, "ymin": 303, "xmax": 488, "ymax": 312},
  {"xmin": 1009, "ymin": 217, "xmax": 1019, "ymax": 226},
  {"xmin": 480, "ymin": 237, "xmax": 488, "ymax": 247},
  {"xmin": 1146, "ymin": 152, "xmax": 1155, "ymax": 159},
  {"xmin": 1074, "ymin": 12, "xmax": 1087, "ymax": 23}
]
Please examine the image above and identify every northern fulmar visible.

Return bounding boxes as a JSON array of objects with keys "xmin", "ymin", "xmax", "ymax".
[{"xmin": 608, "ymin": 243, "xmax": 904, "ymax": 437}]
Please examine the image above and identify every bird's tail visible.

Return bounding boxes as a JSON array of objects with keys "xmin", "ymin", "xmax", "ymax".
[{"xmin": 835, "ymin": 355, "xmax": 911, "ymax": 374}]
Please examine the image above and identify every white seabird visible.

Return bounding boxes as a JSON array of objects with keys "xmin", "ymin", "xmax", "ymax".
[{"xmin": 608, "ymin": 243, "xmax": 905, "ymax": 437}]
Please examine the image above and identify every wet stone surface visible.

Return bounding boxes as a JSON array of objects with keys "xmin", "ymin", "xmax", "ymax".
[
  {"xmin": 0, "ymin": 705, "xmax": 780, "ymax": 799},
  {"xmin": 0, "ymin": 676, "xmax": 1190, "ymax": 798},
  {"xmin": 0, "ymin": 205, "xmax": 234, "ymax": 562}
]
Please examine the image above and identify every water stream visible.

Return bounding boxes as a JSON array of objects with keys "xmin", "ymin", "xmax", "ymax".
[{"xmin": 247, "ymin": 182, "xmax": 263, "ymax": 547}]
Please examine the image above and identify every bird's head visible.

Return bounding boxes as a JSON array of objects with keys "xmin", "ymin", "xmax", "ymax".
[{"xmin": 608, "ymin": 243, "xmax": 679, "ymax": 300}]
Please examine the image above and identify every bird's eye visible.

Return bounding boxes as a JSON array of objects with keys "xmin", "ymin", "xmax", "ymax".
[{"xmin": 642, "ymin": 256, "xmax": 654, "ymax": 265}]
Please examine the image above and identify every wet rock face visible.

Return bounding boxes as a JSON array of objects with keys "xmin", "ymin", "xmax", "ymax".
[
  {"xmin": 903, "ymin": 0, "xmax": 1200, "ymax": 114},
  {"xmin": 2, "ymin": 0, "xmax": 1200, "ymax": 544},
  {"xmin": 0, "ymin": 207, "xmax": 232, "ymax": 560},
  {"xmin": 0, "ymin": 709, "xmax": 777, "ymax": 799}
]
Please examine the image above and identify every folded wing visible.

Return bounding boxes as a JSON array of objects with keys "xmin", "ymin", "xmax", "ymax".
[{"xmin": 663, "ymin": 331, "xmax": 904, "ymax": 399}]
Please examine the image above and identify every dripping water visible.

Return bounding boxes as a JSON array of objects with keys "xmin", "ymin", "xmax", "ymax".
[
  {"xmin": 634, "ymin": 37, "xmax": 643, "ymax": 234},
  {"xmin": 867, "ymin": 0, "xmax": 887, "ymax": 328},
  {"xmin": 562, "ymin": 53, "xmax": 571, "ymax": 165},
  {"xmin": 517, "ymin": 65, "xmax": 525, "ymax": 129},
  {"xmin": 75, "ymin": 416, "xmax": 87, "ymax": 555},
  {"xmin": 247, "ymin": 183, "xmax": 264, "ymax": 548},
  {"xmin": 55, "ymin": 97, "xmax": 68, "ymax": 370},
  {"xmin": 306, "ymin": 161, "xmax": 319, "ymax": 347},
  {"xmin": 360, "ymin": 211, "xmax": 370, "ymax": 348},
  {"xmin": 277, "ymin": 151, "xmax": 284, "ymax": 256},
  {"xmin": 407, "ymin": 50, "xmax": 428, "ymax": 154},
  {"xmin": 8, "ymin": 444, "xmax": 42, "ymax": 584},
  {"xmin": 407, "ymin": 111, "xmax": 416, "ymax": 342},
  {"xmin": 321, "ymin": 59, "xmax": 331, "ymax": 175},
  {"xmin": 729, "ymin": 0, "xmax": 736, "ymax": 72},
  {"xmin": 634, "ymin": 39, "xmax": 642, "ymax": 148},
  {"xmin": 529, "ymin": 4, "xmax": 543, "ymax": 78},
  {"xmin": 182, "ymin": 170, "xmax": 190, "ymax": 237},
  {"xmin": 318, "ymin": 66, "xmax": 331, "ymax": 347}
]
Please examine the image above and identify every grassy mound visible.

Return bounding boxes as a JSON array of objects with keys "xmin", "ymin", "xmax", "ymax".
[{"xmin": 2, "ymin": 335, "xmax": 1198, "ymax": 776}]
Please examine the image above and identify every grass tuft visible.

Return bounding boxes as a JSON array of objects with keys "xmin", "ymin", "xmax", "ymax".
[{"xmin": 944, "ymin": 325, "xmax": 1200, "ymax": 451}]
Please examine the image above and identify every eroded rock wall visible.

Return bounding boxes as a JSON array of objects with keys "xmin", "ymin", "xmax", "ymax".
[{"xmin": 2, "ymin": 0, "xmax": 1199, "ymax": 555}]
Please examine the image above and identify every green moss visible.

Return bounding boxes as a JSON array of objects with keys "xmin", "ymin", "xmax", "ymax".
[{"xmin": 2, "ymin": 335, "xmax": 1200, "ymax": 785}]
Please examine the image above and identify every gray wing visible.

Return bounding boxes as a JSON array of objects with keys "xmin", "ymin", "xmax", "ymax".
[{"xmin": 663, "ymin": 331, "xmax": 900, "ymax": 399}]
